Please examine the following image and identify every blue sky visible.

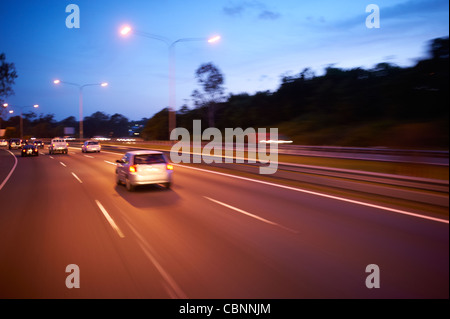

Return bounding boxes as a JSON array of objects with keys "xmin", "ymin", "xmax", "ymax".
[{"xmin": 0, "ymin": 0, "xmax": 448, "ymax": 121}]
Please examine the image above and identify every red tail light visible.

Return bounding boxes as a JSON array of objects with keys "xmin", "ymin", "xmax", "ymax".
[
  {"xmin": 166, "ymin": 163, "xmax": 174, "ymax": 170},
  {"xmin": 129, "ymin": 165, "xmax": 137, "ymax": 173}
]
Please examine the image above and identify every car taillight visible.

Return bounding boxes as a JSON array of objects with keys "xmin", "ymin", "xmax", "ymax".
[
  {"xmin": 129, "ymin": 165, "xmax": 137, "ymax": 173},
  {"xmin": 166, "ymin": 163, "xmax": 174, "ymax": 170},
  {"xmin": 66, "ymin": 143, "xmax": 69, "ymax": 147}
]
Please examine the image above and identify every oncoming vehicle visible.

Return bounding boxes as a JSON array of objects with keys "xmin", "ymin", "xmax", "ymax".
[
  {"xmin": 48, "ymin": 138, "xmax": 69, "ymax": 154},
  {"xmin": 33, "ymin": 140, "xmax": 45, "ymax": 148},
  {"xmin": 82, "ymin": 140, "xmax": 101, "ymax": 153},
  {"xmin": 0, "ymin": 139, "xmax": 8, "ymax": 147},
  {"xmin": 115, "ymin": 150, "xmax": 173, "ymax": 191},
  {"xmin": 21, "ymin": 144, "xmax": 39, "ymax": 157},
  {"xmin": 8, "ymin": 138, "xmax": 22, "ymax": 150}
]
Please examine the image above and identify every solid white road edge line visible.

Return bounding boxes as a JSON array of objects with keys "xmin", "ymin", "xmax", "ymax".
[
  {"xmin": 177, "ymin": 165, "xmax": 449, "ymax": 224},
  {"xmin": 0, "ymin": 150, "xmax": 18, "ymax": 191}
]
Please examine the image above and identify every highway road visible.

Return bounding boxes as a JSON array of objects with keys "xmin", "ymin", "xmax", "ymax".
[{"xmin": 0, "ymin": 146, "xmax": 448, "ymax": 299}]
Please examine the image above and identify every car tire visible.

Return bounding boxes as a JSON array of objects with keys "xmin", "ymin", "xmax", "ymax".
[
  {"xmin": 164, "ymin": 182, "xmax": 171, "ymax": 189},
  {"xmin": 125, "ymin": 178, "xmax": 134, "ymax": 192},
  {"xmin": 115, "ymin": 173, "xmax": 122, "ymax": 185}
]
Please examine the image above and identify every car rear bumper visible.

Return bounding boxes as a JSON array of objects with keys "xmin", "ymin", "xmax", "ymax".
[{"xmin": 128, "ymin": 173, "xmax": 172, "ymax": 185}]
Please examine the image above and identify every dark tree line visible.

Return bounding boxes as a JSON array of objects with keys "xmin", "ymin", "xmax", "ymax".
[
  {"xmin": 142, "ymin": 36, "xmax": 449, "ymax": 148},
  {"xmin": 1, "ymin": 111, "xmax": 147, "ymax": 139}
]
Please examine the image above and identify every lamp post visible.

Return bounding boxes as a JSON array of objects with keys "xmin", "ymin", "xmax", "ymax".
[
  {"xmin": 120, "ymin": 25, "xmax": 220, "ymax": 135},
  {"xmin": 4, "ymin": 104, "xmax": 39, "ymax": 139},
  {"xmin": 20, "ymin": 104, "xmax": 39, "ymax": 139},
  {"xmin": 1, "ymin": 103, "xmax": 8, "ymax": 131},
  {"xmin": 53, "ymin": 80, "xmax": 108, "ymax": 140}
]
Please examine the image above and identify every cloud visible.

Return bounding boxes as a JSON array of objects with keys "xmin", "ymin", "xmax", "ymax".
[
  {"xmin": 258, "ymin": 10, "xmax": 281, "ymax": 20},
  {"xmin": 223, "ymin": 1, "xmax": 281, "ymax": 20},
  {"xmin": 223, "ymin": 4, "xmax": 244, "ymax": 17}
]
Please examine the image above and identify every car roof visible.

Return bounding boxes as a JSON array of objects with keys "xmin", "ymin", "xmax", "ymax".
[{"xmin": 126, "ymin": 150, "xmax": 163, "ymax": 156}]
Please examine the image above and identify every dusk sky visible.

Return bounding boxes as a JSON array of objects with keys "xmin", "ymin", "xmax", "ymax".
[{"xmin": 1, "ymin": 0, "xmax": 448, "ymax": 121}]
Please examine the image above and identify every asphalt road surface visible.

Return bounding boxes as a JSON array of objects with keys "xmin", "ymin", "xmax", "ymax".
[{"xmin": 0, "ymin": 146, "xmax": 448, "ymax": 299}]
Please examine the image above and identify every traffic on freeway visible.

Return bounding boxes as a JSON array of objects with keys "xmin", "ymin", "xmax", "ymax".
[{"xmin": 0, "ymin": 142, "xmax": 448, "ymax": 299}]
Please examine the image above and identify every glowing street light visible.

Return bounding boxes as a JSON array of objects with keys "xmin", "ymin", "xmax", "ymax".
[
  {"xmin": 5, "ymin": 104, "xmax": 39, "ymax": 138},
  {"xmin": 119, "ymin": 25, "xmax": 220, "ymax": 135},
  {"xmin": 53, "ymin": 79, "xmax": 108, "ymax": 139}
]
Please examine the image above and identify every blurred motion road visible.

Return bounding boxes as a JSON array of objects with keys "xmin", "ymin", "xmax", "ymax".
[{"xmin": 0, "ymin": 146, "xmax": 448, "ymax": 299}]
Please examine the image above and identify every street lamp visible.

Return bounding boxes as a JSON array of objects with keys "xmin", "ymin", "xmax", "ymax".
[
  {"xmin": 53, "ymin": 80, "xmax": 108, "ymax": 139},
  {"xmin": 1, "ymin": 103, "xmax": 8, "ymax": 131},
  {"xmin": 119, "ymin": 25, "xmax": 220, "ymax": 135},
  {"xmin": 5, "ymin": 104, "xmax": 39, "ymax": 139}
]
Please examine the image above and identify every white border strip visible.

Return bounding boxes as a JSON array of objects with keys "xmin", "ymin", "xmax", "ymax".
[
  {"xmin": 178, "ymin": 165, "xmax": 449, "ymax": 224},
  {"xmin": 0, "ymin": 150, "xmax": 18, "ymax": 191}
]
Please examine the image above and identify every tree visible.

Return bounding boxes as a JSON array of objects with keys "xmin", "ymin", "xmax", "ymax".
[
  {"xmin": 0, "ymin": 53, "xmax": 18, "ymax": 125},
  {"xmin": 141, "ymin": 108, "xmax": 169, "ymax": 140},
  {"xmin": 109, "ymin": 113, "xmax": 129, "ymax": 137},
  {"xmin": 191, "ymin": 62, "xmax": 225, "ymax": 127}
]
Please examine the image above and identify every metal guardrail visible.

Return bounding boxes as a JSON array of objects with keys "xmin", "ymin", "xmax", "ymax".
[{"xmin": 65, "ymin": 141, "xmax": 449, "ymax": 207}]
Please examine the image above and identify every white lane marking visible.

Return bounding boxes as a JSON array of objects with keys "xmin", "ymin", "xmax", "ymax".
[
  {"xmin": 99, "ymin": 150, "xmax": 123, "ymax": 156},
  {"xmin": 69, "ymin": 146, "xmax": 123, "ymax": 156},
  {"xmin": 0, "ymin": 150, "xmax": 18, "ymax": 191},
  {"xmin": 205, "ymin": 196, "xmax": 298, "ymax": 233},
  {"xmin": 49, "ymin": 156, "xmax": 54, "ymax": 159},
  {"xmin": 95, "ymin": 200, "xmax": 125, "ymax": 238},
  {"xmin": 122, "ymin": 218, "xmax": 187, "ymax": 299},
  {"xmin": 104, "ymin": 160, "xmax": 117, "ymax": 165},
  {"xmin": 84, "ymin": 155, "xmax": 94, "ymax": 158},
  {"xmin": 178, "ymin": 165, "xmax": 449, "ymax": 224},
  {"xmin": 71, "ymin": 172, "xmax": 83, "ymax": 183},
  {"xmin": 60, "ymin": 162, "xmax": 66, "ymax": 167}
]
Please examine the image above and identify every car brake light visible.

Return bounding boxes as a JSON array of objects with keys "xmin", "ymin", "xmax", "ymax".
[
  {"xmin": 166, "ymin": 163, "xmax": 174, "ymax": 170},
  {"xmin": 129, "ymin": 165, "xmax": 137, "ymax": 173}
]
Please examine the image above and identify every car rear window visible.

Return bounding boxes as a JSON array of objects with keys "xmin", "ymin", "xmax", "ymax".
[
  {"xmin": 87, "ymin": 142, "xmax": 99, "ymax": 145},
  {"xmin": 133, "ymin": 154, "xmax": 166, "ymax": 165}
]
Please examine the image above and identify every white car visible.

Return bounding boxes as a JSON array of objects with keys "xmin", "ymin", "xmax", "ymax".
[
  {"xmin": 49, "ymin": 138, "xmax": 68, "ymax": 154},
  {"xmin": 115, "ymin": 150, "xmax": 173, "ymax": 191},
  {"xmin": 0, "ymin": 139, "xmax": 8, "ymax": 147},
  {"xmin": 82, "ymin": 140, "xmax": 101, "ymax": 153}
]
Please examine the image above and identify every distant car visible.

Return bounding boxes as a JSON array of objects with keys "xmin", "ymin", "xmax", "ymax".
[
  {"xmin": 115, "ymin": 150, "xmax": 173, "ymax": 191},
  {"xmin": 48, "ymin": 138, "xmax": 68, "ymax": 154},
  {"xmin": 21, "ymin": 144, "xmax": 39, "ymax": 157},
  {"xmin": 82, "ymin": 140, "xmax": 101, "ymax": 153},
  {"xmin": 8, "ymin": 138, "xmax": 22, "ymax": 150},
  {"xmin": 0, "ymin": 139, "xmax": 8, "ymax": 147},
  {"xmin": 33, "ymin": 140, "xmax": 44, "ymax": 148}
]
